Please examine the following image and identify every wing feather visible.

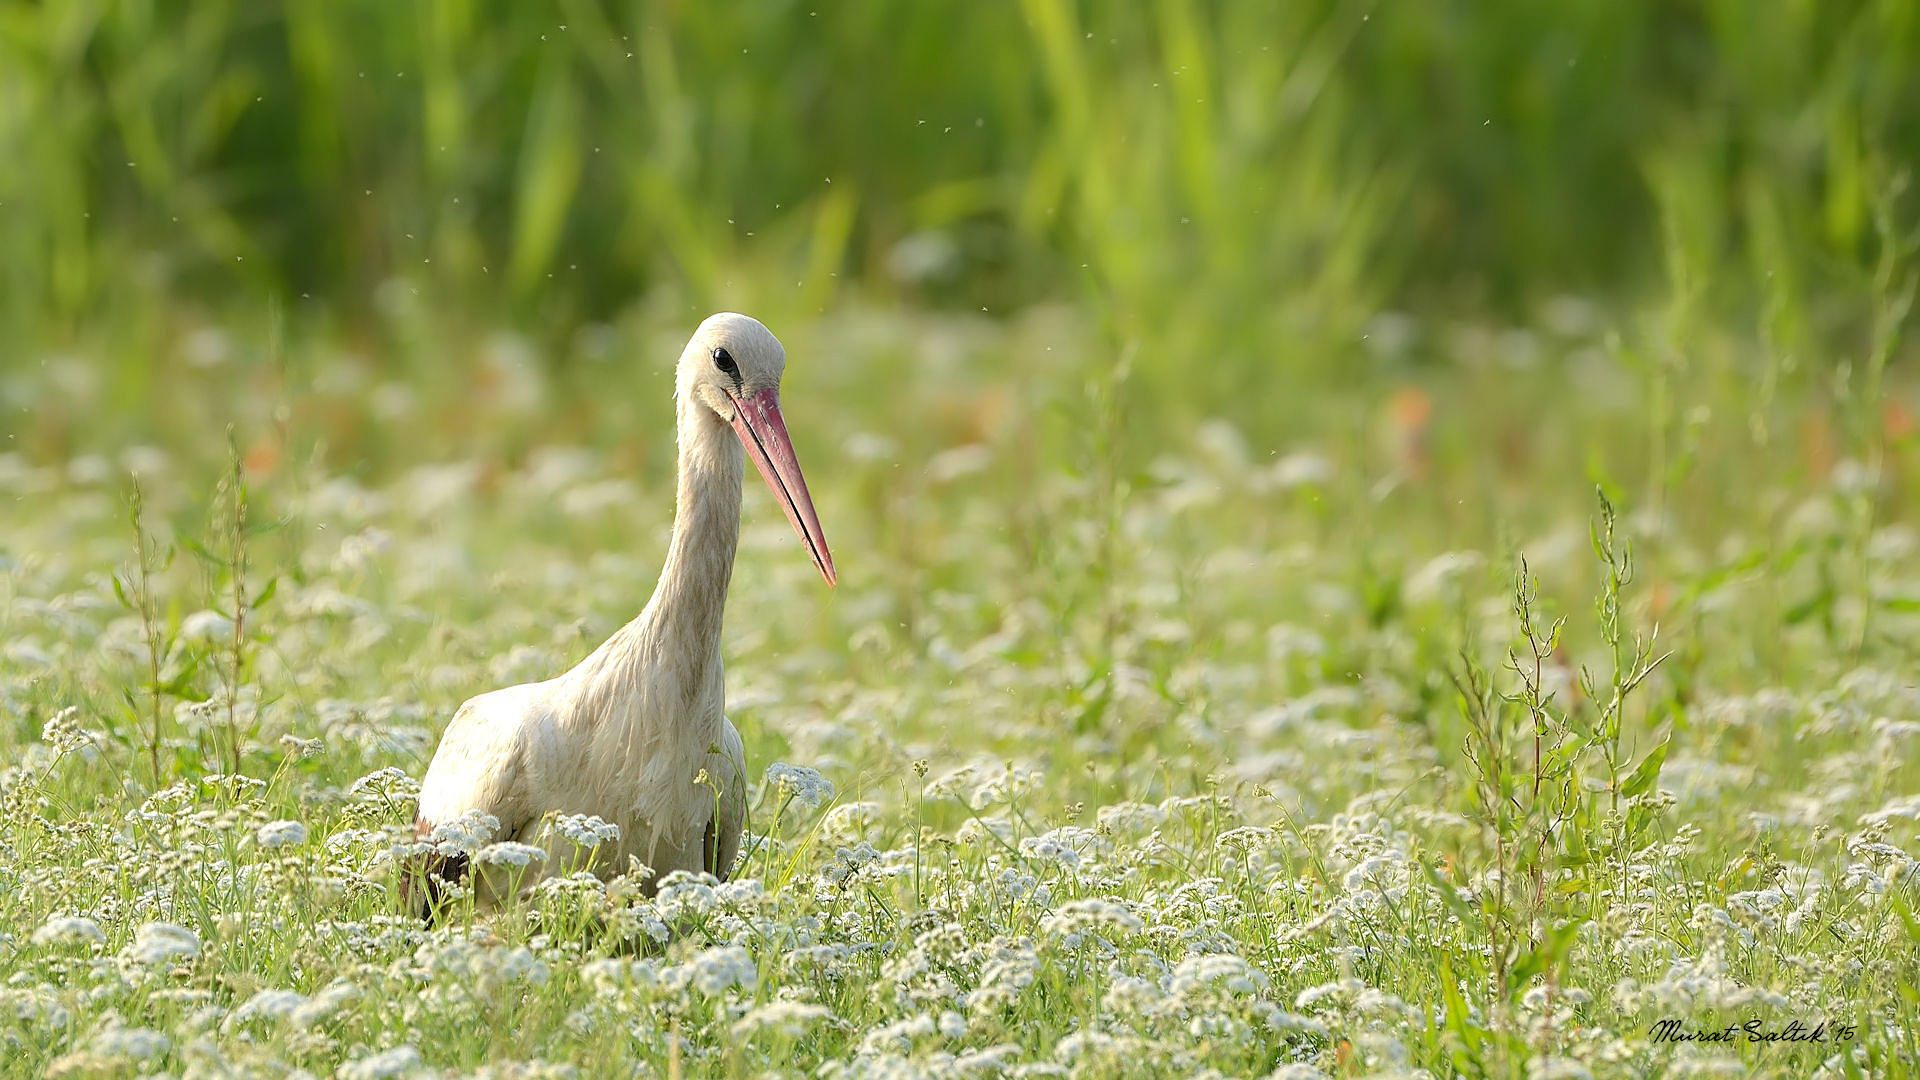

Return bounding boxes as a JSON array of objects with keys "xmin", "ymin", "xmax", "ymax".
[{"xmin": 406, "ymin": 684, "xmax": 556, "ymax": 918}]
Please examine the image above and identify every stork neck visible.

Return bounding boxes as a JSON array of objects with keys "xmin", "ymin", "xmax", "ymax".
[
  {"xmin": 563, "ymin": 398, "xmax": 740, "ymax": 726},
  {"xmin": 643, "ymin": 399, "xmax": 744, "ymax": 651}
]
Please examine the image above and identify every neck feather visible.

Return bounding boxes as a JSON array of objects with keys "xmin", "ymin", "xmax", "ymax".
[
  {"xmin": 647, "ymin": 399, "xmax": 744, "ymax": 643},
  {"xmin": 568, "ymin": 398, "xmax": 742, "ymax": 709}
]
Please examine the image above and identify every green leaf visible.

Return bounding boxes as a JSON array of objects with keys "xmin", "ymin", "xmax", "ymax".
[
  {"xmin": 1783, "ymin": 583, "xmax": 1832, "ymax": 625},
  {"xmin": 253, "ymin": 576, "xmax": 279, "ymax": 609},
  {"xmin": 1437, "ymin": 950, "xmax": 1488, "ymax": 1065},
  {"xmin": 179, "ymin": 536, "xmax": 220, "ymax": 565},
  {"xmin": 1626, "ymin": 803, "xmax": 1657, "ymax": 840},
  {"xmin": 1561, "ymin": 822, "xmax": 1591, "ymax": 867},
  {"xmin": 1890, "ymin": 892, "xmax": 1920, "ymax": 946},
  {"xmin": 1421, "ymin": 857, "xmax": 1479, "ymax": 927},
  {"xmin": 111, "ymin": 571, "xmax": 131, "ymax": 610},
  {"xmin": 1677, "ymin": 546, "xmax": 1770, "ymax": 607},
  {"xmin": 1621, "ymin": 728, "xmax": 1671, "ymax": 799},
  {"xmin": 1507, "ymin": 920, "xmax": 1579, "ymax": 997},
  {"xmin": 1585, "ymin": 466, "xmax": 1624, "ymax": 517}
]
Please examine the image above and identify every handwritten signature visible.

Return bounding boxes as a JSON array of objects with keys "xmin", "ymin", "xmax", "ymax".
[{"xmin": 1650, "ymin": 1019, "xmax": 1857, "ymax": 1044}]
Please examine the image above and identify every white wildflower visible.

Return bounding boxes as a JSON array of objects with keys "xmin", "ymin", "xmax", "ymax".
[
  {"xmin": 1343, "ymin": 853, "xmax": 1407, "ymax": 896},
  {"xmin": 230, "ymin": 988, "xmax": 308, "ymax": 1025},
  {"xmin": 1104, "ymin": 975, "xmax": 1168, "ymax": 1017},
  {"xmin": 348, "ymin": 766, "xmax": 421, "ymax": 801},
  {"xmin": 1529, "ymin": 1057, "xmax": 1595, "ymax": 1080},
  {"xmin": 823, "ymin": 841, "xmax": 880, "ymax": 886},
  {"xmin": 32, "ymin": 915, "xmax": 105, "ymax": 947},
  {"xmin": 123, "ymin": 922, "xmax": 201, "ymax": 967},
  {"xmin": 1020, "ymin": 835, "xmax": 1083, "ymax": 872},
  {"xmin": 858, "ymin": 1013, "xmax": 940, "ymax": 1055},
  {"xmin": 179, "ymin": 609, "xmax": 234, "ymax": 644},
  {"xmin": 1841, "ymin": 862, "xmax": 1889, "ymax": 894},
  {"xmin": 338, "ymin": 1045, "xmax": 425, "ymax": 1080},
  {"xmin": 1040, "ymin": 899, "xmax": 1143, "ymax": 936},
  {"xmin": 1095, "ymin": 802, "xmax": 1166, "ymax": 833},
  {"xmin": 256, "ymin": 819, "xmax": 309, "ymax": 849},
  {"xmin": 1054, "ymin": 1029, "xmax": 1134, "ymax": 1064},
  {"xmin": 40, "ymin": 706, "xmax": 97, "ymax": 753},
  {"xmin": 655, "ymin": 871, "xmax": 721, "ymax": 919},
  {"xmin": 476, "ymin": 841, "xmax": 550, "ymax": 868},
  {"xmin": 279, "ymin": 733, "xmax": 326, "ymax": 759},
  {"xmin": 429, "ymin": 809, "xmax": 501, "ymax": 855},
  {"xmin": 550, "ymin": 814, "xmax": 620, "ymax": 848},
  {"xmin": 1172, "ymin": 953, "xmax": 1268, "ymax": 998},
  {"xmin": 1295, "ymin": 977, "xmax": 1364, "ymax": 1011},
  {"xmin": 535, "ymin": 871, "xmax": 605, "ymax": 902},
  {"xmin": 1406, "ymin": 550, "xmax": 1486, "ymax": 602},
  {"xmin": 291, "ymin": 980, "xmax": 359, "ymax": 1027},
  {"xmin": 86, "ymin": 1024, "xmax": 171, "ymax": 1062},
  {"xmin": 1216, "ymin": 825, "xmax": 1276, "ymax": 854},
  {"xmin": 967, "ymin": 764, "xmax": 1043, "ymax": 809},
  {"xmin": 731, "ymin": 1000, "xmax": 837, "ymax": 1038},
  {"xmin": 679, "ymin": 944, "xmax": 757, "ymax": 996},
  {"xmin": 821, "ymin": 801, "xmax": 882, "ymax": 839},
  {"xmin": 766, "ymin": 762, "xmax": 835, "ymax": 809},
  {"xmin": 1269, "ymin": 452, "xmax": 1333, "ymax": 490},
  {"xmin": 954, "ymin": 1045, "xmax": 1026, "ymax": 1074}
]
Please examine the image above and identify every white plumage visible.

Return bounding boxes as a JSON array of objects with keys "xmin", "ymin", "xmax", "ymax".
[{"xmin": 407, "ymin": 313, "xmax": 835, "ymax": 915}]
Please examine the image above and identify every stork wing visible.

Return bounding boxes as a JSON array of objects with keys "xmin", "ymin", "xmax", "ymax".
[{"xmin": 406, "ymin": 684, "xmax": 554, "ymax": 916}]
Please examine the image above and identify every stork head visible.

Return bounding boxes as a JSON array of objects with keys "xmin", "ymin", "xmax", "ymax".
[{"xmin": 680, "ymin": 312, "xmax": 836, "ymax": 587}]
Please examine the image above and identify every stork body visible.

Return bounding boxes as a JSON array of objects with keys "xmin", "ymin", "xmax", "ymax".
[{"xmin": 408, "ymin": 314, "xmax": 834, "ymax": 914}]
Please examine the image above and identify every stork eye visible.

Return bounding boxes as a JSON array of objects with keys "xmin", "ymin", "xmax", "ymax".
[{"xmin": 711, "ymin": 347, "xmax": 741, "ymax": 382}]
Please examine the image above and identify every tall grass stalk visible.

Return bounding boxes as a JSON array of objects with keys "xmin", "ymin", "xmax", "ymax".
[{"xmin": 114, "ymin": 477, "xmax": 171, "ymax": 789}]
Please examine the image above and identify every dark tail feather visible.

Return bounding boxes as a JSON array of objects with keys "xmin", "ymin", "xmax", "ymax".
[{"xmin": 398, "ymin": 818, "xmax": 470, "ymax": 925}]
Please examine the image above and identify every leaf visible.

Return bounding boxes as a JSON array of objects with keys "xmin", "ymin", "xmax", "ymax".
[
  {"xmin": 1071, "ymin": 674, "xmax": 1113, "ymax": 733},
  {"xmin": 1560, "ymin": 821, "xmax": 1591, "ymax": 867},
  {"xmin": 1436, "ymin": 950, "xmax": 1488, "ymax": 1065},
  {"xmin": 165, "ymin": 653, "xmax": 204, "ymax": 690},
  {"xmin": 1508, "ymin": 942, "xmax": 1544, "ymax": 990},
  {"xmin": 1421, "ymin": 857, "xmax": 1479, "ymax": 927},
  {"xmin": 1507, "ymin": 920, "xmax": 1579, "ymax": 996},
  {"xmin": 1626, "ymin": 803, "xmax": 1657, "ymax": 841},
  {"xmin": 111, "ymin": 571, "xmax": 132, "ymax": 610},
  {"xmin": 1677, "ymin": 546, "xmax": 1770, "ymax": 606},
  {"xmin": 253, "ymin": 576, "xmax": 279, "ymax": 609},
  {"xmin": 1783, "ymin": 584, "xmax": 1832, "ymax": 625},
  {"xmin": 158, "ymin": 677, "xmax": 198, "ymax": 698},
  {"xmin": 1585, "ymin": 466, "xmax": 1624, "ymax": 518},
  {"xmin": 1621, "ymin": 728, "xmax": 1672, "ymax": 799},
  {"xmin": 1890, "ymin": 891, "xmax": 1920, "ymax": 947},
  {"xmin": 179, "ymin": 535, "xmax": 220, "ymax": 566}
]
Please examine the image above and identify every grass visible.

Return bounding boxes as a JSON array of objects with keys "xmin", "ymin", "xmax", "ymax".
[
  {"xmin": 5, "ymin": 2, "xmax": 1920, "ymax": 426},
  {"xmin": 3, "ymin": 291, "xmax": 1920, "ymax": 1078},
  {"xmin": 4, "ymin": 3, "xmax": 1920, "ymax": 1077}
]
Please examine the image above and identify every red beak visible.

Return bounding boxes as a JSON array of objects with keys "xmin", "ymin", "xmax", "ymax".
[{"xmin": 729, "ymin": 387, "xmax": 837, "ymax": 586}]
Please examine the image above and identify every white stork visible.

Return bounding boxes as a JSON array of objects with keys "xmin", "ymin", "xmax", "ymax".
[{"xmin": 405, "ymin": 313, "xmax": 835, "ymax": 916}]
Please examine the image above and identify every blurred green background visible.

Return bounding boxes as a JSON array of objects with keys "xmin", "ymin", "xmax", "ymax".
[{"xmin": 2, "ymin": 0, "xmax": 1918, "ymax": 457}]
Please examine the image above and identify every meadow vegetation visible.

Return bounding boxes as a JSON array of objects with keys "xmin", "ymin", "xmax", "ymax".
[{"xmin": 3, "ymin": 2, "xmax": 1920, "ymax": 1078}]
